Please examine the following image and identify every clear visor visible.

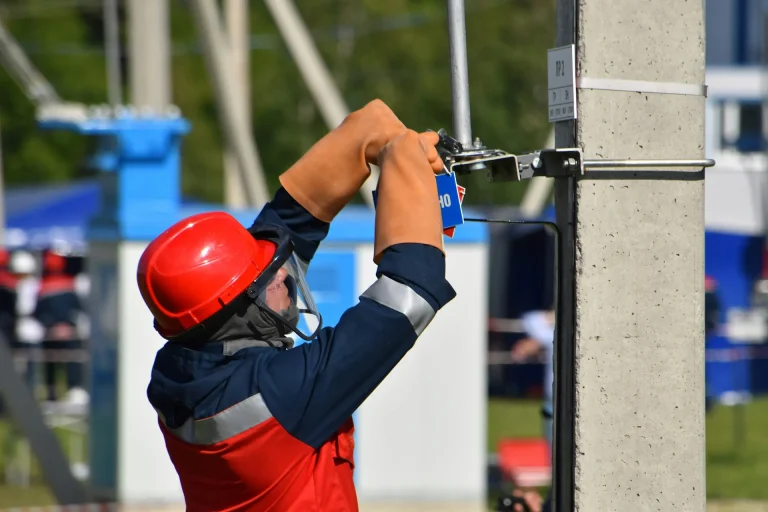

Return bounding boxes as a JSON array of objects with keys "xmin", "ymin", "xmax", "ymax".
[{"xmin": 256, "ymin": 254, "xmax": 321, "ymax": 341}]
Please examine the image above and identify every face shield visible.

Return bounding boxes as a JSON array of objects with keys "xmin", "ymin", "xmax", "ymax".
[{"xmin": 246, "ymin": 225, "xmax": 323, "ymax": 341}]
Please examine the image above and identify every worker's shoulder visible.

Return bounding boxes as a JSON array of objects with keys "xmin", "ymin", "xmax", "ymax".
[{"xmin": 149, "ymin": 344, "xmax": 277, "ymax": 422}]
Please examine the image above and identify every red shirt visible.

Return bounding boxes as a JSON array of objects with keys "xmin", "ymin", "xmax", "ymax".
[{"xmin": 159, "ymin": 393, "xmax": 357, "ymax": 512}]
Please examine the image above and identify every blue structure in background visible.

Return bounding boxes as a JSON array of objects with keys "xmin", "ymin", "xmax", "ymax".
[
  {"xmin": 705, "ymin": 230, "xmax": 768, "ymax": 399},
  {"xmin": 38, "ymin": 114, "xmax": 191, "ymax": 242},
  {"xmin": 3, "ymin": 179, "xmax": 219, "ymax": 252},
  {"xmin": 4, "ymin": 180, "xmax": 101, "ymax": 251}
]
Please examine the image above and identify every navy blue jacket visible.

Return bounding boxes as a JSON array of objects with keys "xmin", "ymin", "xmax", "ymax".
[{"xmin": 147, "ymin": 187, "xmax": 456, "ymax": 450}]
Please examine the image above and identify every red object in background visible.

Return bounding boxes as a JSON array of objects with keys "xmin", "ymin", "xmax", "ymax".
[
  {"xmin": 762, "ymin": 247, "xmax": 768, "ymax": 279},
  {"xmin": 497, "ymin": 438, "xmax": 551, "ymax": 489},
  {"xmin": 43, "ymin": 250, "xmax": 67, "ymax": 275},
  {"xmin": 705, "ymin": 275, "xmax": 717, "ymax": 293},
  {"xmin": 0, "ymin": 248, "xmax": 9, "ymax": 270},
  {"xmin": 0, "ymin": 248, "xmax": 17, "ymax": 289}
]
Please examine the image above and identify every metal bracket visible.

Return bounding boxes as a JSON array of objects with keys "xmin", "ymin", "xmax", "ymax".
[{"xmin": 434, "ymin": 129, "xmax": 716, "ymax": 182}]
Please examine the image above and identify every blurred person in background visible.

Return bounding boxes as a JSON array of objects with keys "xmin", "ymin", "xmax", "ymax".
[
  {"xmin": 510, "ymin": 309, "xmax": 555, "ymax": 512},
  {"xmin": 11, "ymin": 250, "xmax": 43, "ymax": 394},
  {"xmin": 33, "ymin": 250, "xmax": 86, "ymax": 403},
  {"xmin": 0, "ymin": 249, "xmax": 18, "ymax": 349},
  {"xmin": 138, "ymin": 101, "xmax": 542, "ymax": 512},
  {"xmin": 511, "ymin": 308, "xmax": 555, "ymax": 454},
  {"xmin": 704, "ymin": 275, "xmax": 721, "ymax": 413},
  {"xmin": 0, "ymin": 249, "xmax": 18, "ymax": 415}
]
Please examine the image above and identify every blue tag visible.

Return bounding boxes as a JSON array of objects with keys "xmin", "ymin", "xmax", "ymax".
[
  {"xmin": 435, "ymin": 172, "xmax": 464, "ymax": 229},
  {"xmin": 371, "ymin": 173, "xmax": 464, "ymax": 230}
]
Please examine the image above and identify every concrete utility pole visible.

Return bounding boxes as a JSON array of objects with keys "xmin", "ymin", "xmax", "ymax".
[
  {"xmin": 127, "ymin": 0, "xmax": 171, "ymax": 110},
  {"xmin": 553, "ymin": 0, "xmax": 706, "ymax": 510},
  {"xmin": 223, "ymin": 0, "xmax": 253, "ymax": 208}
]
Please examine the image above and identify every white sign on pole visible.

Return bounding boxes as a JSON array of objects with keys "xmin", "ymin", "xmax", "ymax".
[{"xmin": 548, "ymin": 44, "xmax": 576, "ymax": 122}]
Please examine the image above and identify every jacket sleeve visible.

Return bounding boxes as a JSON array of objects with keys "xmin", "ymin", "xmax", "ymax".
[
  {"xmin": 258, "ymin": 242, "xmax": 456, "ymax": 449},
  {"xmin": 248, "ymin": 186, "xmax": 330, "ymax": 265}
]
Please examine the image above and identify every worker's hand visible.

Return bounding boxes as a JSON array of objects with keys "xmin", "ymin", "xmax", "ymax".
[
  {"xmin": 349, "ymin": 99, "xmax": 407, "ymax": 164},
  {"xmin": 372, "ymin": 130, "xmax": 444, "ymax": 262},
  {"xmin": 512, "ymin": 488, "xmax": 543, "ymax": 512},
  {"xmin": 417, "ymin": 130, "xmax": 444, "ymax": 173},
  {"xmin": 279, "ymin": 99, "xmax": 441, "ymax": 223},
  {"xmin": 350, "ymin": 100, "xmax": 443, "ymax": 172}
]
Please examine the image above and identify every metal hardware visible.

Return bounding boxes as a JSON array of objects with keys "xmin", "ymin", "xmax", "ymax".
[
  {"xmin": 434, "ymin": 128, "xmax": 716, "ymax": 181},
  {"xmin": 583, "ymin": 158, "xmax": 715, "ymax": 169}
]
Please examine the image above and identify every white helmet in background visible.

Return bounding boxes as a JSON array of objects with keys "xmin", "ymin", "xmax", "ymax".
[{"xmin": 10, "ymin": 250, "xmax": 37, "ymax": 276}]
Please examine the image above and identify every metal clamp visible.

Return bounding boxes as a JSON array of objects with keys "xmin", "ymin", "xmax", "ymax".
[{"xmin": 434, "ymin": 129, "xmax": 716, "ymax": 182}]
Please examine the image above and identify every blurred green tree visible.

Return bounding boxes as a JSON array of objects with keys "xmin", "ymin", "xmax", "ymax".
[{"xmin": 0, "ymin": 0, "xmax": 555, "ymax": 206}]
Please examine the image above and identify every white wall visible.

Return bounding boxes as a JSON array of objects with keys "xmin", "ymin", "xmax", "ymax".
[
  {"xmin": 109, "ymin": 240, "xmax": 488, "ymax": 505},
  {"xmin": 117, "ymin": 242, "xmax": 184, "ymax": 504},
  {"xmin": 705, "ymin": 155, "xmax": 768, "ymax": 235},
  {"xmin": 354, "ymin": 243, "xmax": 488, "ymax": 503}
]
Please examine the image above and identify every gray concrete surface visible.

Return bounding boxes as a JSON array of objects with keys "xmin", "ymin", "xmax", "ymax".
[{"xmin": 558, "ymin": 0, "xmax": 707, "ymax": 510}]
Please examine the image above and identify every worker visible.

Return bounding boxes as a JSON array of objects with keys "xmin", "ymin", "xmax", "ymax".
[
  {"xmin": 11, "ymin": 250, "xmax": 42, "ymax": 394},
  {"xmin": 33, "ymin": 250, "xmax": 85, "ymax": 402},
  {"xmin": 0, "ymin": 248, "xmax": 18, "ymax": 415},
  {"xmin": 511, "ymin": 308, "xmax": 555, "ymax": 456},
  {"xmin": 138, "ymin": 100, "xmax": 492, "ymax": 511},
  {"xmin": 0, "ymin": 249, "xmax": 19, "ymax": 349}
]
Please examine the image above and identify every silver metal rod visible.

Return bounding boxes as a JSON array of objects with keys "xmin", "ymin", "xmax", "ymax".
[
  {"xmin": 584, "ymin": 158, "xmax": 715, "ymax": 169},
  {"xmin": 103, "ymin": 0, "xmax": 123, "ymax": 106},
  {"xmin": 447, "ymin": 0, "xmax": 472, "ymax": 147}
]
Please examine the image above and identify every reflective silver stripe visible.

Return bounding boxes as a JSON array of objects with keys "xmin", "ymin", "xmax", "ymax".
[
  {"xmin": 158, "ymin": 393, "xmax": 273, "ymax": 445},
  {"xmin": 361, "ymin": 275, "xmax": 436, "ymax": 335}
]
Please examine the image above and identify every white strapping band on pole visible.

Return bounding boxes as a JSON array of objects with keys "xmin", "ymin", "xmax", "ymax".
[
  {"xmin": 189, "ymin": 0, "xmax": 270, "ymax": 207},
  {"xmin": 263, "ymin": 0, "xmax": 378, "ymax": 208}
]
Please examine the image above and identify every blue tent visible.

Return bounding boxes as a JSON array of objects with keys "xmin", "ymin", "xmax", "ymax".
[
  {"xmin": 4, "ymin": 180, "xmax": 101, "ymax": 252},
  {"xmin": 4, "ymin": 179, "xmax": 215, "ymax": 253}
]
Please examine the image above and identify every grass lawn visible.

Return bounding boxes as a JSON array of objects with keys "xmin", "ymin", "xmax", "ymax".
[
  {"xmin": 0, "ymin": 397, "xmax": 767, "ymax": 509},
  {"xmin": 706, "ymin": 397, "xmax": 768, "ymax": 500},
  {"xmin": 488, "ymin": 396, "xmax": 768, "ymax": 503},
  {"xmin": 0, "ymin": 418, "xmax": 73, "ymax": 508}
]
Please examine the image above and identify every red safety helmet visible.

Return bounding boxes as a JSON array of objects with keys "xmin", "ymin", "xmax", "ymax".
[
  {"xmin": 137, "ymin": 211, "xmax": 321, "ymax": 340},
  {"xmin": 0, "ymin": 249, "xmax": 9, "ymax": 270},
  {"xmin": 43, "ymin": 251, "xmax": 67, "ymax": 275}
]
